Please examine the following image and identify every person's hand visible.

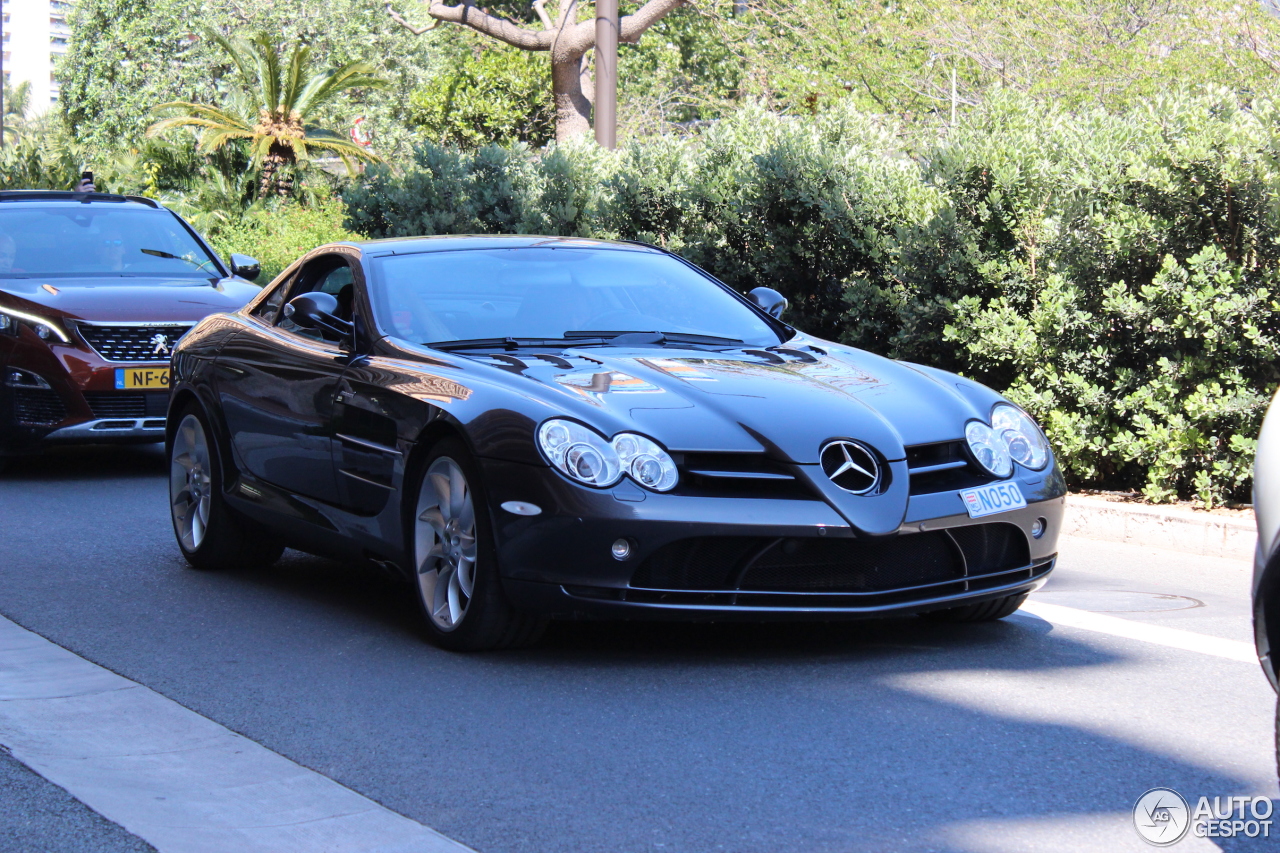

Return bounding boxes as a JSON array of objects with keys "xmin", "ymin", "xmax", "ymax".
[{"xmin": 75, "ymin": 177, "xmax": 96, "ymax": 192}]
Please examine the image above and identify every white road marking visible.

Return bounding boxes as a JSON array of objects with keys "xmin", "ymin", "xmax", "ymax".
[
  {"xmin": 0, "ymin": 614, "xmax": 473, "ymax": 853},
  {"xmin": 1019, "ymin": 600, "xmax": 1258, "ymax": 663}
]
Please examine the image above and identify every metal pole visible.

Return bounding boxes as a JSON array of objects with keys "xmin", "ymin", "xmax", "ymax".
[{"xmin": 595, "ymin": 0, "xmax": 617, "ymax": 149}]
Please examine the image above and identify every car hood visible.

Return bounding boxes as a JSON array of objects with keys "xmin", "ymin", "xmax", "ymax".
[
  {"xmin": 491, "ymin": 339, "xmax": 1005, "ymax": 464},
  {"xmin": 0, "ymin": 277, "xmax": 261, "ymax": 323}
]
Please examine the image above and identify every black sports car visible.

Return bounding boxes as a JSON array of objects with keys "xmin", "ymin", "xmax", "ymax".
[{"xmin": 166, "ymin": 235, "xmax": 1065, "ymax": 650}]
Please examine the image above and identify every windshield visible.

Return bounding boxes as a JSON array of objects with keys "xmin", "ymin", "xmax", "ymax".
[
  {"xmin": 369, "ymin": 247, "xmax": 782, "ymax": 347},
  {"xmin": 0, "ymin": 206, "xmax": 221, "ymax": 279}
]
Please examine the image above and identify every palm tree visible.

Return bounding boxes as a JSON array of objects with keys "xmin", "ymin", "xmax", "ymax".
[
  {"xmin": 2, "ymin": 80, "xmax": 32, "ymax": 144},
  {"xmin": 147, "ymin": 29, "xmax": 387, "ymax": 196}
]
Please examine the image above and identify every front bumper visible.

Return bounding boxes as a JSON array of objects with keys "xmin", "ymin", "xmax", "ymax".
[
  {"xmin": 480, "ymin": 457, "xmax": 1065, "ymax": 620},
  {"xmin": 0, "ymin": 326, "xmax": 170, "ymax": 453}
]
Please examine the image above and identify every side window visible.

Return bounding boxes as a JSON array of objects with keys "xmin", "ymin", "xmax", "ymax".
[
  {"xmin": 250, "ymin": 277, "xmax": 291, "ymax": 325},
  {"xmin": 276, "ymin": 255, "xmax": 356, "ymax": 343}
]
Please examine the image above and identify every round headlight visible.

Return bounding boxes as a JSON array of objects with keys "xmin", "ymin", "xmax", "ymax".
[
  {"xmin": 991, "ymin": 404, "xmax": 1049, "ymax": 470},
  {"xmin": 612, "ymin": 432, "xmax": 679, "ymax": 492},
  {"xmin": 965, "ymin": 420, "xmax": 1013, "ymax": 478},
  {"xmin": 537, "ymin": 419, "xmax": 622, "ymax": 487},
  {"xmin": 537, "ymin": 420, "xmax": 679, "ymax": 491}
]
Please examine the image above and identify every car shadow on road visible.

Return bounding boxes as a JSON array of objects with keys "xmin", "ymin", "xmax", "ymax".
[{"xmin": 0, "ymin": 443, "xmax": 166, "ymax": 481}]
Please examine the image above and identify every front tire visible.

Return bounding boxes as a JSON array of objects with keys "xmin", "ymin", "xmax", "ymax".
[
  {"xmin": 410, "ymin": 438, "xmax": 545, "ymax": 651},
  {"xmin": 921, "ymin": 593, "xmax": 1028, "ymax": 623},
  {"xmin": 168, "ymin": 406, "xmax": 282, "ymax": 571}
]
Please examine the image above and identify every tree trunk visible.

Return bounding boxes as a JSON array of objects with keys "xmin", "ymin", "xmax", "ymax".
[{"xmin": 551, "ymin": 54, "xmax": 592, "ymax": 142}]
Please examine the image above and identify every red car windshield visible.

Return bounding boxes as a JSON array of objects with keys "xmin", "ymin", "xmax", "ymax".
[{"xmin": 0, "ymin": 206, "xmax": 220, "ymax": 279}]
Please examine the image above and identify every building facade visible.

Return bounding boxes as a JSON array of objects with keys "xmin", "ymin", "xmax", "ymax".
[{"xmin": 3, "ymin": 0, "xmax": 73, "ymax": 117}]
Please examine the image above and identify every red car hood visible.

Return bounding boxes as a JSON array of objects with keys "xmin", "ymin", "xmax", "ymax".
[{"xmin": 0, "ymin": 277, "xmax": 261, "ymax": 323}]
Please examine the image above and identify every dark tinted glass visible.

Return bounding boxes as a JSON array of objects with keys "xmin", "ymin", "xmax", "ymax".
[
  {"xmin": 369, "ymin": 248, "xmax": 780, "ymax": 345},
  {"xmin": 0, "ymin": 206, "xmax": 220, "ymax": 278}
]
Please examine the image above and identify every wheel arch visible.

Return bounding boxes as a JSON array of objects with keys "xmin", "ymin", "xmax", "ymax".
[
  {"xmin": 1257, "ymin": 545, "xmax": 1280, "ymax": 691},
  {"xmin": 166, "ymin": 384, "xmax": 239, "ymax": 493}
]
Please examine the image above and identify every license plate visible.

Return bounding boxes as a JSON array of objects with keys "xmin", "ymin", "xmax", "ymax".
[
  {"xmin": 959, "ymin": 481, "xmax": 1026, "ymax": 518},
  {"xmin": 114, "ymin": 367, "xmax": 170, "ymax": 389}
]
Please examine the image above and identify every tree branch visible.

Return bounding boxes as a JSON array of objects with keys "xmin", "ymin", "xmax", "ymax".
[
  {"xmin": 385, "ymin": 2, "xmax": 439, "ymax": 34},
  {"xmin": 620, "ymin": 0, "xmax": 688, "ymax": 43},
  {"xmin": 425, "ymin": 1, "xmax": 556, "ymax": 49},
  {"xmin": 532, "ymin": 0, "xmax": 553, "ymax": 29}
]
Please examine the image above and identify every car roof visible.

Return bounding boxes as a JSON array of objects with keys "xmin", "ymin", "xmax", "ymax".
[
  {"xmin": 353, "ymin": 234, "xmax": 664, "ymax": 255},
  {"xmin": 0, "ymin": 190, "xmax": 164, "ymax": 210}
]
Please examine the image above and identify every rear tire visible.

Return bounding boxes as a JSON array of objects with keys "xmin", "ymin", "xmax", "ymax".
[
  {"xmin": 168, "ymin": 405, "xmax": 283, "ymax": 571},
  {"xmin": 409, "ymin": 438, "xmax": 545, "ymax": 651},
  {"xmin": 921, "ymin": 593, "xmax": 1028, "ymax": 623}
]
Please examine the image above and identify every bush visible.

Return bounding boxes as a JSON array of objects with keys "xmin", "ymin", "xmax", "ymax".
[
  {"xmin": 406, "ymin": 35, "xmax": 555, "ymax": 149},
  {"xmin": 207, "ymin": 195, "xmax": 361, "ymax": 283},
  {"xmin": 339, "ymin": 91, "xmax": 1280, "ymax": 505}
]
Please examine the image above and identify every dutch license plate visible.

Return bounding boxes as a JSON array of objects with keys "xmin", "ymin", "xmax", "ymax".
[
  {"xmin": 959, "ymin": 481, "xmax": 1026, "ymax": 518},
  {"xmin": 115, "ymin": 367, "xmax": 170, "ymax": 389}
]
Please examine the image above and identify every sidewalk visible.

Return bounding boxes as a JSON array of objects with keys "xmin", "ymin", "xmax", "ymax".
[{"xmin": 1063, "ymin": 495, "xmax": 1255, "ymax": 561}]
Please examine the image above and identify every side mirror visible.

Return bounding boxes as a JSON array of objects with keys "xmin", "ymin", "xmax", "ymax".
[
  {"xmin": 229, "ymin": 253, "xmax": 261, "ymax": 281},
  {"xmin": 284, "ymin": 292, "xmax": 353, "ymax": 343},
  {"xmin": 748, "ymin": 287, "xmax": 788, "ymax": 320}
]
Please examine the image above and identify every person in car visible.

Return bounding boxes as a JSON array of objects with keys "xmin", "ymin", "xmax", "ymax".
[
  {"xmin": 0, "ymin": 233, "xmax": 19, "ymax": 274},
  {"xmin": 98, "ymin": 229, "xmax": 128, "ymax": 272}
]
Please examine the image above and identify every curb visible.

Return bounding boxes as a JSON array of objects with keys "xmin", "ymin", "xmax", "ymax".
[{"xmin": 1063, "ymin": 495, "xmax": 1256, "ymax": 561}]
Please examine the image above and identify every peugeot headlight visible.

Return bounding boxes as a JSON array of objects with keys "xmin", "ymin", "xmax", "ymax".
[
  {"xmin": 965, "ymin": 420, "xmax": 1013, "ymax": 478},
  {"xmin": 538, "ymin": 419, "xmax": 679, "ymax": 491},
  {"xmin": 991, "ymin": 404, "xmax": 1050, "ymax": 470},
  {"xmin": 0, "ymin": 306, "xmax": 69, "ymax": 342}
]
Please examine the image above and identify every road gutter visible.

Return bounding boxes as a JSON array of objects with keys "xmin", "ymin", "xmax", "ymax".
[{"xmin": 1062, "ymin": 495, "xmax": 1255, "ymax": 561}]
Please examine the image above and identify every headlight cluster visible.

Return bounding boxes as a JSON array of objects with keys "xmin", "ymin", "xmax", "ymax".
[
  {"xmin": 538, "ymin": 418, "xmax": 679, "ymax": 491},
  {"xmin": 965, "ymin": 404, "xmax": 1050, "ymax": 477},
  {"xmin": 0, "ymin": 307, "xmax": 68, "ymax": 342}
]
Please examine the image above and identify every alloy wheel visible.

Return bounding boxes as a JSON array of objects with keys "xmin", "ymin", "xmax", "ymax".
[
  {"xmin": 170, "ymin": 414, "xmax": 213, "ymax": 552},
  {"xmin": 415, "ymin": 456, "xmax": 478, "ymax": 631}
]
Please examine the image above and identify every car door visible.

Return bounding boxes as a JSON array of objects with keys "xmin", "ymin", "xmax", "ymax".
[
  {"xmin": 213, "ymin": 253, "xmax": 356, "ymax": 504},
  {"xmin": 331, "ymin": 261, "xmax": 403, "ymax": 516}
]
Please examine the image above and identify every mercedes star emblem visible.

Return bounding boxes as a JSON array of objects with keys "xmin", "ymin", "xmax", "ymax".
[{"xmin": 820, "ymin": 440, "xmax": 881, "ymax": 494}]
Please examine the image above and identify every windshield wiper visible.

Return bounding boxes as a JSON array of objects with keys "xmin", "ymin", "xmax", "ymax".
[
  {"xmin": 428, "ymin": 336, "xmax": 607, "ymax": 352},
  {"xmin": 140, "ymin": 248, "xmax": 218, "ymax": 274},
  {"xmin": 564, "ymin": 330, "xmax": 746, "ymax": 346}
]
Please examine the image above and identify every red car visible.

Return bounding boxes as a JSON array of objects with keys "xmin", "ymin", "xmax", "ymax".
[{"xmin": 0, "ymin": 191, "xmax": 263, "ymax": 466}]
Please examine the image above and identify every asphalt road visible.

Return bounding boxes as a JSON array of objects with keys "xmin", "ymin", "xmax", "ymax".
[{"xmin": 0, "ymin": 443, "xmax": 1276, "ymax": 852}]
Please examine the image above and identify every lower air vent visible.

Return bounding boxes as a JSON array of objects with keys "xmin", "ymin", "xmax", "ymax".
[
  {"xmin": 12, "ymin": 388, "xmax": 67, "ymax": 425},
  {"xmin": 630, "ymin": 522, "xmax": 1032, "ymax": 594},
  {"xmin": 84, "ymin": 392, "xmax": 168, "ymax": 419}
]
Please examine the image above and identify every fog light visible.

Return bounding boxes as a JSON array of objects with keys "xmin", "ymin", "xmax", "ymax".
[
  {"xmin": 1031, "ymin": 517, "xmax": 1046, "ymax": 539},
  {"xmin": 611, "ymin": 538, "xmax": 632, "ymax": 561}
]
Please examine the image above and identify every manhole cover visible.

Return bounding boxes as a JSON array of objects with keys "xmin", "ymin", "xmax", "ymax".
[{"xmin": 1031, "ymin": 590, "xmax": 1204, "ymax": 613}]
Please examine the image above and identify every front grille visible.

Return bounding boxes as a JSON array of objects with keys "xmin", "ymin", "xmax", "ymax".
[
  {"xmin": 630, "ymin": 522, "xmax": 1030, "ymax": 595},
  {"xmin": 673, "ymin": 452, "xmax": 812, "ymax": 500},
  {"xmin": 84, "ymin": 391, "xmax": 168, "ymax": 419},
  {"xmin": 906, "ymin": 440, "xmax": 990, "ymax": 495},
  {"xmin": 12, "ymin": 388, "xmax": 67, "ymax": 425},
  {"xmin": 77, "ymin": 324, "xmax": 190, "ymax": 363}
]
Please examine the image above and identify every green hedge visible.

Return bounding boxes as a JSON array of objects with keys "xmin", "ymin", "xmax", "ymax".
[{"xmin": 343, "ymin": 91, "xmax": 1280, "ymax": 506}]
